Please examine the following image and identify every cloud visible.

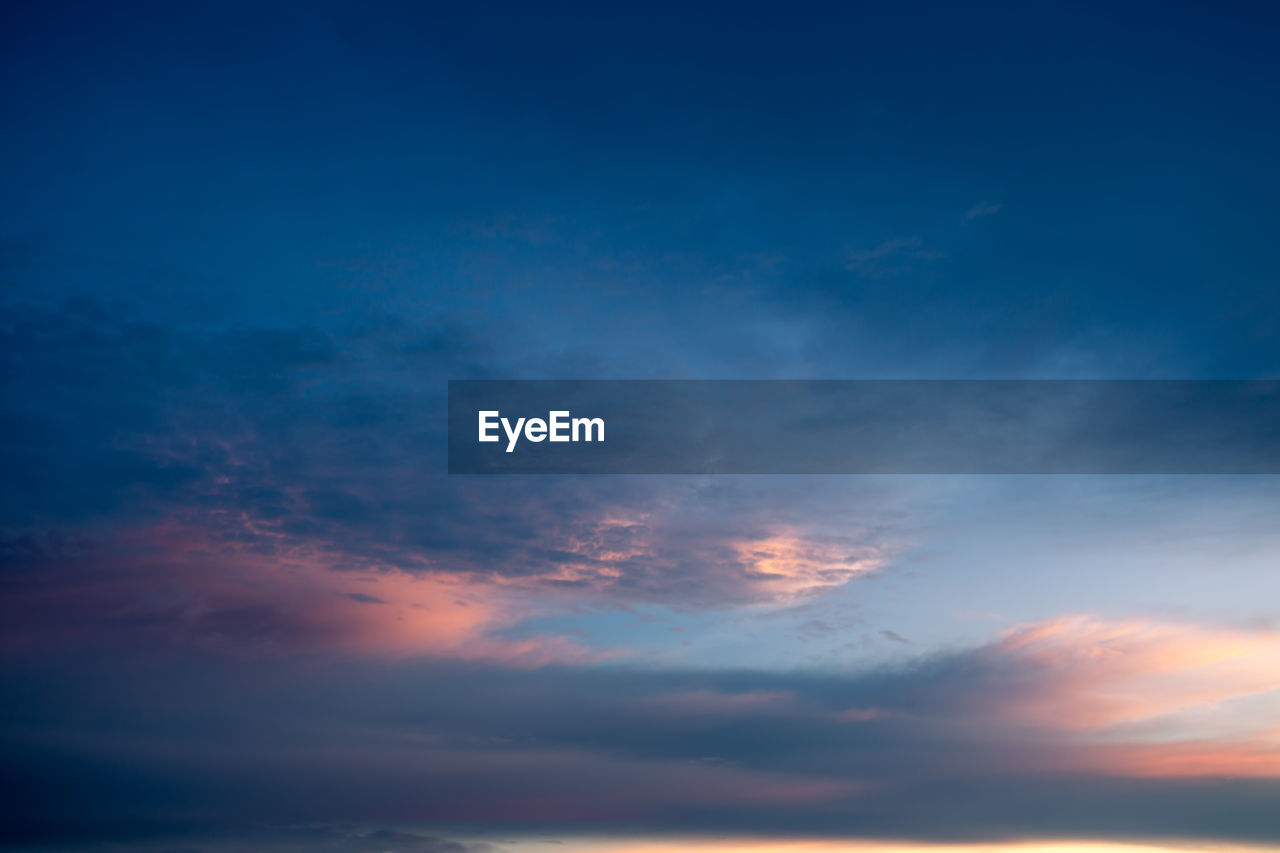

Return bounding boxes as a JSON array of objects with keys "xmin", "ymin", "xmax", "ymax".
[
  {"xmin": 843, "ymin": 237, "xmax": 945, "ymax": 278},
  {"xmin": 964, "ymin": 201, "xmax": 1003, "ymax": 221},
  {"xmin": 5, "ymin": 615, "xmax": 1280, "ymax": 845},
  {"xmin": 347, "ymin": 592, "xmax": 390, "ymax": 605},
  {"xmin": 2, "ymin": 284, "xmax": 917, "ymax": 672},
  {"xmin": 982, "ymin": 614, "xmax": 1280, "ymax": 735},
  {"xmin": 0, "ymin": 524, "xmax": 604, "ymax": 665},
  {"xmin": 0, "ymin": 279, "xmax": 906, "ymax": 613},
  {"xmin": 0, "ymin": 823, "xmax": 501, "ymax": 853}
]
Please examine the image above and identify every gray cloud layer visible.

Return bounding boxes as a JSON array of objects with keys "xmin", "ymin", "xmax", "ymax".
[{"xmin": 4, "ymin": 640, "xmax": 1279, "ymax": 846}]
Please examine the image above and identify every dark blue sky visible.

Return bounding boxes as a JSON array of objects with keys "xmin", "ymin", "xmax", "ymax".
[
  {"xmin": 4, "ymin": 2, "xmax": 1280, "ymax": 851},
  {"xmin": 6, "ymin": 0, "xmax": 1280, "ymax": 378}
]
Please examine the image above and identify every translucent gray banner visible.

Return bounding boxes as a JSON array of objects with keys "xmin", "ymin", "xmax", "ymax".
[{"xmin": 447, "ymin": 380, "xmax": 1280, "ymax": 474}]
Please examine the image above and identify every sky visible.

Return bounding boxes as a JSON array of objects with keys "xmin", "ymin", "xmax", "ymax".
[{"xmin": 3, "ymin": 1, "xmax": 1280, "ymax": 850}]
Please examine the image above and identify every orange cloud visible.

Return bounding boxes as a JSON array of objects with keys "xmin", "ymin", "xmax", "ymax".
[
  {"xmin": 732, "ymin": 531, "xmax": 885, "ymax": 600},
  {"xmin": 503, "ymin": 512, "xmax": 890, "ymax": 604},
  {"xmin": 978, "ymin": 614, "xmax": 1280, "ymax": 778},
  {"xmin": 990, "ymin": 615, "xmax": 1280, "ymax": 731}
]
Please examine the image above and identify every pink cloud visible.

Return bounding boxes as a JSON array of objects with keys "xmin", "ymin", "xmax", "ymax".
[
  {"xmin": 989, "ymin": 614, "xmax": 1280, "ymax": 732},
  {"xmin": 0, "ymin": 522, "xmax": 605, "ymax": 665},
  {"xmin": 963, "ymin": 614, "xmax": 1280, "ymax": 778}
]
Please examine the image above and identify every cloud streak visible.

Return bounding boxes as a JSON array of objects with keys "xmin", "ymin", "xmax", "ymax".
[{"xmin": 4, "ymin": 614, "xmax": 1279, "ymax": 845}]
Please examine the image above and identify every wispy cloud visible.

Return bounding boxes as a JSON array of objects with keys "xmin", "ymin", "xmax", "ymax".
[
  {"xmin": 879, "ymin": 629, "xmax": 911, "ymax": 644},
  {"xmin": 843, "ymin": 236, "xmax": 945, "ymax": 278},
  {"xmin": 964, "ymin": 200, "xmax": 1003, "ymax": 221}
]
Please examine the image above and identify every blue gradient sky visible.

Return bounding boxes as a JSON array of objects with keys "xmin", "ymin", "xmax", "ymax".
[{"xmin": 3, "ymin": 1, "xmax": 1280, "ymax": 850}]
